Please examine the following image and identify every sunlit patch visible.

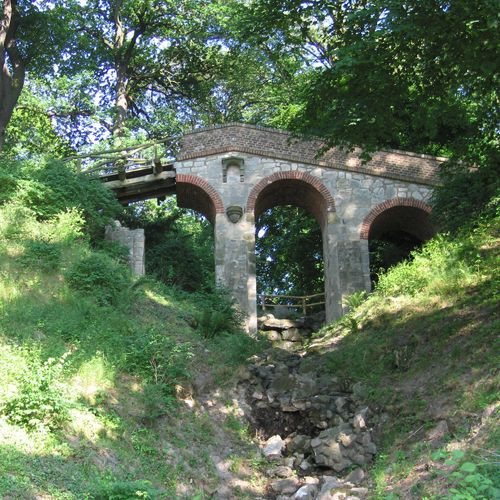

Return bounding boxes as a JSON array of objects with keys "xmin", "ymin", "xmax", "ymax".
[
  {"xmin": 67, "ymin": 408, "xmax": 106, "ymax": 444},
  {"xmin": 70, "ymin": 353, "xmax": 114, "ymax": 403},
  {"xmin": 145, "ymin": 289, "xmax": 171, "ymax": 306},
  {"xmin": 0, "ymin": 417, "xmax": 53, "ymax": 455}
]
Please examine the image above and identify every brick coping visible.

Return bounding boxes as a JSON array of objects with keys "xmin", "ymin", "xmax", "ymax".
[{"xmin": 180, "ymin": 122, "xmax": 449, "ymax": 163}]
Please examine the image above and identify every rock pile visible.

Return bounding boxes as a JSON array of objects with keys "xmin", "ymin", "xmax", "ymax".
[
  {"xmin": 259, "ymin": 313, "xmax": 325, "ymax": 350},
  {"xmin": 240, "ymin": 349, "xmax": 380, "ymax": 499}
]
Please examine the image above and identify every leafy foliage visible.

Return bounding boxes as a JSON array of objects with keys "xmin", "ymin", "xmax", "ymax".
[
  {"xmin": 256, "ymin": 205, "xmax": 323, "ymax": 295},
  {"xmin": 0, "ymin": 156, "xmax": 122, "ymax": 238},
  {"xmin": 2, "ymin": 85, "xmax": 74, "ymax": 158},
  {"xmin": 92, "ymin": 478, "xmax": 161, "ymax": 499},
  {"xmin": 195, "ymin": 288, "xmax": 245, "ymax": 339},
  {"xmin": 124, "ymin": 325, "xmax": 193, "ymax": 393},
  {"xmin": 2, "ymin": 352, "xmax": 70, "ymax": 431},
  {"xmin": 19, "ymin": 240, "xmax": 62, "ymax": 271},
  {"xmin": 123, "ymin": 198, "xmax": 214, "ymax": 292},
  {"xmin": 432, "ymin": 159, "xmax": 500, "ymax": 233},
  {"xmin": 65, "ymin": 252, "xmax": 132, "ymax": 306},
  {"xmin": 431, "ymin": 449, "xmax": 500, "ymax": 500}
]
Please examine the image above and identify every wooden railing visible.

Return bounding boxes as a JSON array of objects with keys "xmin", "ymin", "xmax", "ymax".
[
  {"xmin": 64, "ymin": 136, "xmax": 177, "ymax": 176},
  {"xmin": 258, "ymin": 292, "xmax": 325, "ymax": 315}
]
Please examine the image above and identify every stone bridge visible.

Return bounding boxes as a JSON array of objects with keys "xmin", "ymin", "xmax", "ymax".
[{"xmin": 103, "ymin": 123, "xmax": 444, "ymax": 332}]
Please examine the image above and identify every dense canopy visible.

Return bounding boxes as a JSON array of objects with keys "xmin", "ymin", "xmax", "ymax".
[{"xmin": 1, "ymin": 0, "xmax": 498, "ymax": 291}]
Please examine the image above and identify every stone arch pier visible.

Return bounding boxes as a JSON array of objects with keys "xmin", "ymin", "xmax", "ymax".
[{"xmin": 104, "ymin": 123, "xmax": 444, "ymax": 332}]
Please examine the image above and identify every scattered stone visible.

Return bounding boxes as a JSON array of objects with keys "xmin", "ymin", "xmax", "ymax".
[
  {"xmin": 288, "ymin": 434, "xmax": 311, "ymax": 454},
  {"xmin": 317, "ymin": 477, "xmax": 344, "ymax": 499},
  {"xmin": 270, "ymin": 478, "xmax": 300, "ymax": 495},
  {"xmin": 275, "ymin": 340, "xmax": 299, "ymax": 351},
  {"xmin": 263, "ymin": 435, "xmax": 285, "ymax": 459},
  {"xmin": 351, "ymin": 454, "xmax": 367, "ymax": 466},
  {"xmin": 350, "ymin": 487, "xmax": 369, "ymax": 498},
  {"xmin": 352, "ymin": 382, "xmax": 367, "ymax": 399},
  {"xmin": 282, "ymin": 328, "xmax": 303, "ymax": 342},
  {"xmin": 273, "ymin": 465, "xmax": 294, "ymax": 478},
  {"xmin": 262, "ymin": 317, "xmax": 300, "ymax": 331},
  {"xmin": 335, "ymin": 397, "xmax": 346, "ymax": 412},
  {"xmin": 267, "ymin": 330, "xmax": 282, "ymax": 341},
  {"xmin": 345, "ymin": 468, "xmax": 365, "ymax": 485},
  {"xmin": 252, "ymin": 390, "xmax": 264, "ymax": 400},
  {"xmin": 353, "ymin": 413, "xmax": 366, "ymax": 431},
  {"xmin": 303, "ymin": 476, "xmax": 320, "ymax": 485},
  {"xmin": 426, "ymin": 420, "xmax": 449, "ymax": 447},
  {"xmin": 339, "ymin": 432, "xmax": 355, "ymax": 447},
  {"xmin": 299, "ymin": 459, "xmax": 312, "ymax": 471},
  {"xmin": 241, "ymin": 348, "xmax": 380, "ymax": 494},
  {"xmin": 294, "ymin": 484, "xmax": 318, "ymax": 499}
]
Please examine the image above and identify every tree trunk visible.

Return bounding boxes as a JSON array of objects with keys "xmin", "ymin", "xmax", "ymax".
[
  {"xmin": 0, "ymin": 0, "xmax": 25, "ymax": 151},
  {"xmin": 113, "ymin": 61, "xmax": 128, "ymax": 137},
  {"xmin": 111, "ymin": 0, "xmax": 127, "ymax": 138}
]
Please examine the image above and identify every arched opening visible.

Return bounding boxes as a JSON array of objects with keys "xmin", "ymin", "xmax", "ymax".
[
  {"xmin": 361, "ymin": 199, "xmax": 435, "ymax": 282},
  {"xmin": 256, "ymin": 205, "xmax": 324, "ymax": 304},
  {"xmin": 176, "ymin": 174, "xmax": 225, "ymax": 226},
  {"xmin": 123, "ymin": 176, "xmax": 222, "ymax": 292},
  {"xmin": 248, "ymin": 173, "xmax": 335, "ymax": 320}
]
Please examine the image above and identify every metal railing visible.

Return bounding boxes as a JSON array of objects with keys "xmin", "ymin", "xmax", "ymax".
[{"xmin": 258, "ymin": 292, "xmax": 325, "ymax": 315}]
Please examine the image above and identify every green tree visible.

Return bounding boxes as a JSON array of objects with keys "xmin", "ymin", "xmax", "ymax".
[
  {"xmin": 242, "ymin": 0, "xmax": 498, "ymax": 155},
  {"xmin": 124, "ymin": 198, "xmax": 214, "ymax": 292},
  {"xmin": 0, "ymin": 0, "xmax": 72, "ymax": 150},
  {"xmin": 240, "ymin": 0, "xmax": 499, "ymax": 227},
  {"xmin": 256, "ymin": 206, "xmax": 323, "ymax": 296},
  {"xmin": 53, "ymin": 0, "xmax": 224, "ymax": 141}
]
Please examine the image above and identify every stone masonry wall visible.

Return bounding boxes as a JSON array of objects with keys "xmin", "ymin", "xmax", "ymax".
[
  {"xmin": 175, "ymin": 153, "xmax": 433, "ymax": 238},
  {"xmin": 105, "ymin": 221, "xmax": 145, "ymax": 276},
  {"xmin": 178, "ymin": 123, "xmax": 445, "ymax": 186},
  {"xmin": 172, "ymin": 124, "xmax": 439, "ymax": 331}
]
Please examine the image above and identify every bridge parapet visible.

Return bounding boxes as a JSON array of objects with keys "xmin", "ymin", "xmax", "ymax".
[{"xmin": 178, "ymin": 123, "xmax": 444, "ymax": 186}]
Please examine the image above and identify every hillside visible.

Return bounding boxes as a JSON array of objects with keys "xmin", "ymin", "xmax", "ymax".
[{"xmin": 0, "ymin": 158, "xmax": 498, "ymax": 499}]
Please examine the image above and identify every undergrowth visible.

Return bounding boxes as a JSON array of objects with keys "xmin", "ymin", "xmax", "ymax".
[
  {"xmin": 312, "ymin": 202, "xmax": 499, "ymax": 498},
  {"xmin": 0, "ymin": 185, "xmax": 265, "ymax": 497}
]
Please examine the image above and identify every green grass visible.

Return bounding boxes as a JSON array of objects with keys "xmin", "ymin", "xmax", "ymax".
[
  {"xmin": 0, "ymin": 205, "xmax": 266, "ymax": 498},
  {"xmin": 309, "ymin": 211, "xmax": 500, "ymax": 498}
]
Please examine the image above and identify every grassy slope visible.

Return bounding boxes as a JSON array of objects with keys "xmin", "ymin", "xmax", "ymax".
[
  {"xmin": 0, "ymin": 206, "xmax": 267, "ymax": 499},
  {"xmin": 307, "ymin": 213, "xmax": 499, "ymax": 498},
  {"xmin": 0, "ymin": 199, "xmax": 498, "ymax": 499}
]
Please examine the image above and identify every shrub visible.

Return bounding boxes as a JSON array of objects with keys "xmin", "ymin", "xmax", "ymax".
[
  {"xmin": 124, "ymin": 327, "xmax": 193, "ymax": 394},
  {"xmin": 431, "ymin": 449, "xmax": 500, "ymax": 500},
  {"xmin": 145, "ymin": 234, "xmax": 212, "ymax": 292},
  {"xmin": 122, "ymin": 198, "xmax": 214, "ymax": 292},
  {"xmin": 93, "ymin": 479, "xmax": 161, "ymax": 499},
  {"xmin": 195, "ymin": 289, "xmax": 245, "ymax": 339},
  {"xmin": 19, "ymin": 240, "xmax": 62, "ymax": 271},
  {"xmin": 374, "ymin": 235, "xmax": 473, "ymax": 297},
  {"xmin": 0, "ymin": 204, "xmax": 39, "ymax": 240},
  {"xmin": 0, "ymin": 156, "xmax": 123, "ymax": 238},
  {"xmin": 432, "ymin": 157, "xmax": 500, "ymax": 233},
  {"xmin": 2, "ymin": 353, "xmax": 70, "ymax": 431},
  {"xmin": 45, "ymin": 208, "xmax": 85, "ymax": 243},
  {"xmin": 65, "ymin": 252, "xmax": 132, "ymax": 306}
]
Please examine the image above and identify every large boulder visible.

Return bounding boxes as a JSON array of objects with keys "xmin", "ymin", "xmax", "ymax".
[
  {"xmin": 311, "ymin": 426, "xmax": 353, "ymax": 471},
  {"xmin": 263, "ymin": 435, "xmax": 286, "ymax": 460},
  {"xmin": 262, "ymin": 317, "xmax": 303, "ymax": 331}
]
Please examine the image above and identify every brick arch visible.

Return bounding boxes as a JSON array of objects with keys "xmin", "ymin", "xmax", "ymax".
[
  {"xmin": 246, "ymin": 171, "xmax": 335, "ymax": 229},
  {"xmin": 360, "ymin": 197, "xmax": 433, "ymax": 240},
  {"xmin": 176, "ymin": 174, "xmax": 224, "ymax": 225}
]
